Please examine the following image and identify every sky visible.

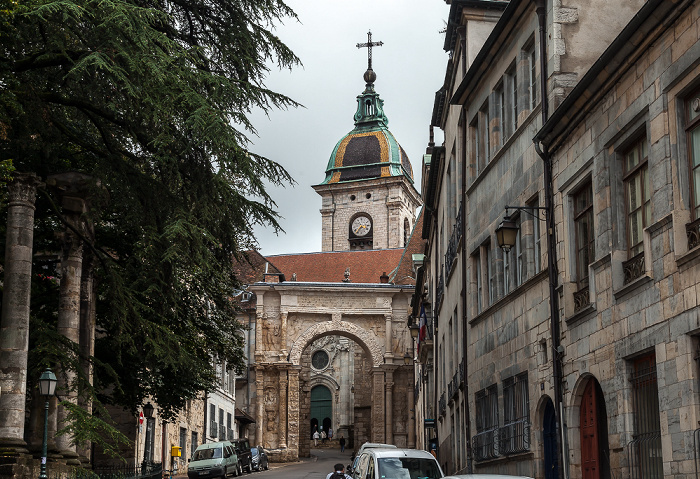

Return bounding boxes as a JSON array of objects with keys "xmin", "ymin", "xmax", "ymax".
[{"xmin": 250, "ymin": 0, "xmax": 449, "ymax": 256}]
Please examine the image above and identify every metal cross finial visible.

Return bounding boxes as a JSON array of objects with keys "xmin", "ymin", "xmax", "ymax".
[{"xmin": 356, "ymin": 30, "xmax": 383, "ymax": 71}]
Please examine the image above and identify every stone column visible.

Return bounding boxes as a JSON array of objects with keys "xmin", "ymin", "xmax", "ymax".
[
  {"xmin": 255, "ymin": 369, "xmax": 264, "ymax": 447},
  {"xmin": 255, "ymin": 308, "xmax": 264, "ymax": 357},
  {"xmin": 0, "ymin": 173, "xmax": 42, "ymax": 448},
  {"xmin": 407, "ymin": 386, "xmax": 415, "ymax": 448},
  {"xmin": 77, "ymin": 229, "xmax": 96, "ymax": 464},
  {"xmin": 287, "ymin": 367, "xmax": 301, "ymax": 461},
  {"xmin": 47, "ymin": 174, "xmax": 87, "ymax": 465},
  {"xmin": 278, "ymin": 369, "xmax": 288, "ymax": 448},
  {"xmin": 280, "ymin": 311, "xmax": 288, "ymax": 358},
  {"xmin": 384, "ymin": 314, "xmax": 392, "ymax": 363},
  {"xmin": 371, "ymin": 368, "xmax": 385, "ymax": 443},
  {"xmin": 385, "ymin": 369, "xmax": 394, "ymax": 446}
]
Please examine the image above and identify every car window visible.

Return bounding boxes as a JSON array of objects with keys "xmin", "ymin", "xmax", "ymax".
[
  {"xmin": 365, "ymin": 456, "xmax": 375, "ymax": 479},
  {"xmin": 354, "ymin": 453, "xmax": 370, "ymax": 479},
  {"xmin": 377, "ymin": 457, "xmax": 441, "ymax": 479},
  {"xmin": 224, "ymin": 446, "xmax": 232, "ymax": 458},
  {"xmin": 192, "ymin": 447, "xmax": 222, "ymax": 461},
  {"xmin": 251, "ymin": 448, "xmax": 258, "ymax": 455}
]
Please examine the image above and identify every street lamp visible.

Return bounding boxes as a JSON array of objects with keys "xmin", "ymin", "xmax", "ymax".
[
  {"xmin": 495, "ymin": 215, "xmax": 518, "ymax": 253},
  {"xmin": 409, "ymin": 323, "xmax": 420, "ymax": 340},
  {"xmin": 142, "ymin": 403, "xmax": 155, "ymax": 472},
  {"xmin": 403, "ymin": 351, "xmax": 413, "ymax": 365},
  {"xmin": 38, "ymin": 368, "xmax": 57, "ymax": 479}
]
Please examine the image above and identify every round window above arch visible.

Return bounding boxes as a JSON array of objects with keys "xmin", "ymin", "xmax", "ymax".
[{"xmin": 311, "ymin": 350, "xmax": 330, "ymax": 370}]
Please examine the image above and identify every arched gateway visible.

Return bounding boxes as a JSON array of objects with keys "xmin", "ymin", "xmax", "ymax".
[
  {"xmin": 236, "ymin": 56, "xmax": 422, "ymax": 462},
  {"xmin": 247, "ymin": 280, "xmax": 417, "ymax": 461}
]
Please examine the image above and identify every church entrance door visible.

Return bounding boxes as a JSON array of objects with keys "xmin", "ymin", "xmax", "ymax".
[{"xmin": 311, "ymin": 385, "xmax": 332, "ymax": 438}]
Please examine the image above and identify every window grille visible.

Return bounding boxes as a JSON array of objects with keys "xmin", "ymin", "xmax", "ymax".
[
  {"xmin": 474, "ymin": 385, "xmax": 499, "ymax": 461},
  {"xmin": 628, "ymin": 354, "xmax": 662, "ymax": 479},
  {"xmin": 501, "ymin": 373, "xmax": 530, "ymax": 454}
]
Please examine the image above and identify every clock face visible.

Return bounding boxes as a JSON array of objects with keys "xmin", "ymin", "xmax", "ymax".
[{"xmin": 352, "ymin": 215, "xmax": 371, "ymax": 236}]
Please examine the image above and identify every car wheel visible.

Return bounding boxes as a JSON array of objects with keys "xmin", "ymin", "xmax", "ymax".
[
  {"xmin": 233, "ymin": 464, "xmax": 238, "ymax": 477},
  {"xmin": 222, "ymin": 466, "xmax": 228, "ymax": 479},
  {"xmin": 264, "ymin": 460, "xmax": 269, "ymax": 471}
]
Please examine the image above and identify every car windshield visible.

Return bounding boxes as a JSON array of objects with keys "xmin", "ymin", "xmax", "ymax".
[
  {"xmin": 251, "ymin": 448, "xmax": 258, "ymax": 455},
  {"xmin": 192, "ymin": 447, "xmax": 222, "ymax": 461},
  {"xmin": 377, "ymin": 457, "xmax": 441, "ymax": 479}
]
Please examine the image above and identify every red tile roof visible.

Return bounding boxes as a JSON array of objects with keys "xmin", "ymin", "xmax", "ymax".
[
  {"xmin": 265, "ymin": 249, "xmax": 405, "ymax": 284},
  {"xmin": 390, "ymin": 209, "xmax": 426, "ymax": 285}
]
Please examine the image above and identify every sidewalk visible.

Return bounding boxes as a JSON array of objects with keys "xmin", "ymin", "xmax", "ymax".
[{"xmin": 170, "ymin": 453, "xmax": 317, "ymax": 479}]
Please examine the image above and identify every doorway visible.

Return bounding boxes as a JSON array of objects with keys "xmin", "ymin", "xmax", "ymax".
[{"xmin": 543, "ymin": 398, "xmax": 559, "ymax": 479}]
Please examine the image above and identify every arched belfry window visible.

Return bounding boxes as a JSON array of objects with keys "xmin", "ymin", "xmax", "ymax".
[
  {"xmin": 365, "ymin": 99, "xmax": 374, "ymax": 116},
  {"xmin": 404, "ymin": 218, "xmax": 411, "ymax": 246}
]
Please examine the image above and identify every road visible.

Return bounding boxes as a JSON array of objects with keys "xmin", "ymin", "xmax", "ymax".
[{"xmin": 176, "ymin": 448, "xmax": 355, "ymax": 479}]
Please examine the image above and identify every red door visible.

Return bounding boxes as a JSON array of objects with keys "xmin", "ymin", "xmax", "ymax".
[{"xmin": 581, "ymin": 380, "xmax": 600, "ymax": 479}]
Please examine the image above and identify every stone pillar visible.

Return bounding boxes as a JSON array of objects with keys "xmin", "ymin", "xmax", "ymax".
[
  {"xmin": 371, "ymin": 368, "xmax": 385, "ymax": 443},
  {"xmin": 255, "ymin": 369, "xmax": 264, "ymax": 447},
  {"xmin": 385, "ymin": 369, "xmax": 394, "ymax": 446},
  {"xmin": 287, "ymin": 367, "xmax": 301, "ymax": 461},
  {"xmin": 280, "ymin": 311, "xmax": 288, "ymax": 358},
  {"xmin": 407, "ymin": 385, "xmax": 415, "ymax": 448},
  {"xmin": 384, "ymin": 314, "xmax": 392, "ymax": 363},
  {"xmin": 77, "ymin": 231, "xmax": 96, "ymax": 464},
  {"xmin": 55, "ymin": 201, "xmax": 86, "ymax": 462},
  {"xmin": 278, "ymin": 369, "xmax": 288, "ymax": 448},
  {"xmin": 0, "ymin": 173, "xmax": 42, "ymax": 448},
  {"xmin": 255, "ymin": 308, "xmax": 264, "ymax": 357}
]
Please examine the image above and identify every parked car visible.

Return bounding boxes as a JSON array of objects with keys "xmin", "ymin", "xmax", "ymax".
[
  {"xmin": 250, "ymin": 446, "xmax": 269, "ymax": 471},
  {"xmin": 443, "ymin": 476, "xmax": 534, "ymax": 479},
  {"xmin": 348, "ymin": 442, "xmax": 398, "ymax": 474},
  {"xmin": 187, "ymin": 441, "xmax": 239, "ymax": 478},
  {"xmin": 351, "ymin": 448, "xmax": 443, "ymax": 479},
  {"xmin": 232, "ymin": 438, "xmax": 253, "ymax": 473}
]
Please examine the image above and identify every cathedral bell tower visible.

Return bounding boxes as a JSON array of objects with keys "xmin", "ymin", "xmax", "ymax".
[{"xmin": 312, "ymin": 32, "xmax": 421, "ymax": 252}]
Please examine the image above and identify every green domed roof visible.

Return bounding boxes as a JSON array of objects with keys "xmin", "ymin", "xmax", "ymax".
[{"xmin": 320, "ymin": 71, "xmax": 414, "ymax": 185}]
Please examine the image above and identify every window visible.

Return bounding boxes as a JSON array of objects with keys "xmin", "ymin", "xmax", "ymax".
[
  {"xmin": 474, "ymin": 251, "xmax": 483, "ymax": 314},
  {"xmin": 210, "ymin": 404, "xmax": 217, "ymax": 437},
  {"xmin": 495, "ymin": 82, "xmax": 505, "ymax": 149},
  {"xmin": 573, "ymin": 182, "xmax": 594, "ymax": 290},
  {"xmin": 502, "ymin": 217, "xmax": 521, "ymax": 294},
  {"xmin": 474, "ymin": 385, "xmax": 499, "ymax": 461},
  {"xmin": 623, "ymin": 138, "xmax": 650, "ymax": 257},
  {"xmin": 191, "ymin": 432, "xmax": 198, "ymax": 458},
  {"xmin": 503, "ymin": 242, "xmax": 511, "ymax": 295},
  {"xmin": 471, "ymin": 117, "xmax": 480, "ymax": 176},
  {"xmin": 527, "ymin": 43, "xmax": 537, "ymax": 110},
  {"xmin": 479, "ymin": 101, "xmax": 490, "ymax": 168},
  {"xmin": 529, "ymin": 198, "xmax": 541, "ymax": 275},
  {"xmin": 502, "ymin": 373, "xmax": 530, "ymax": 454},
  {"xmin": 487, "ymin": 244, "xmax": 495, "ymax": 305},
  {"xmin": 509, "ymin": 63, "xmax": 518, "ymax": 134},
  {"xmin": 685, "ymin": 91, "xmax": 700, "ymax": 249},
  {"xmin": 629, "ymin": 353, "xmax": 662, "ymax": 478}
]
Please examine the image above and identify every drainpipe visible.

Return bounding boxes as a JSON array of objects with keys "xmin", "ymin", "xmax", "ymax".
[{"xmin": 533, "ymin": 0, "xmax": 567, "ymax": 478}]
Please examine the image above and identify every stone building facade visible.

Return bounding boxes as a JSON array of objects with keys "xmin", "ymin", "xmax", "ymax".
[{"xmin": 417, "ymin": 0, "xmax": 700, "ymax": 478}]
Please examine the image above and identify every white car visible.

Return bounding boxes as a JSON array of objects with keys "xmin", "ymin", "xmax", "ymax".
[
  {"xmin": 443, "ymin": 475, "xmax": 534, "ymax": 479},
  {"xmin": 351, "ymin": 448, "xmax": 443, "ymax": 479}
]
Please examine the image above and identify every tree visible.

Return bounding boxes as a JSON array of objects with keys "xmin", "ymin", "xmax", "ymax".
[{"xmin": 0, "ymin": 0, "xmax": 300, "ymax": 425}]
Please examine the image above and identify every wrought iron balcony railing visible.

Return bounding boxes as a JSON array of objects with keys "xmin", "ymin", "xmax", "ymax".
[
  {"xmin": 687, "ymin": 217, "xmax": 700, "ymax": 250},
  {"xmin": 623, "ymin": 252, "xmax": 645, "ymax": 284},
  {"xmin": 499, "ymin": 419, "xmax": 530, "ymax": 455},
  {"xmin": 573, "ymin": 284, "xmax": 590, "ymax": 313},
  {"xmin": 439, "ymin": 392, "xmax": 446, "ymax": 417},
  {"xmin": 436, "ymin": 266, "xmax": 444, "ymax": 309},
  {"xmin": 472, "ymin": 428, "xmax": 500, "ymax": 461},
  {"xmin": 445, "ymin": 201, "xmax": 463, "ymax": 278}
]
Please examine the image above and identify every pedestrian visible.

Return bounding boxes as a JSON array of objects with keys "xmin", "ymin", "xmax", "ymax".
[
  {"xmin": 321, "ymin": 429, "xmax": 327, "ymax": 443},
  {"xmin": 325, "ymin": 463, "xmax": 352, "ymax": 479},
  {"xmin": 328, "ymin": 428, "xmax": 333, "ymax": 441},
  {"xmin": 339, "ymin": 435, "xmax": 346, "ymax": 453},
  {"xmin": 313, "ymin": 429, "xmax": 320, "ymax": 447}
]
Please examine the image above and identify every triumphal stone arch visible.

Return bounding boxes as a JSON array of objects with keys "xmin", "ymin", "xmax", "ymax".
[{"xmin": 248, "ymin": 280, "xmax": 416, "ymax": 460}]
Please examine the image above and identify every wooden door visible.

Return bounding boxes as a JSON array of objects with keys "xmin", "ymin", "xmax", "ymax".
[{"xmin": 581, "ymin": 380, "xmax": 600, "ymax": 479}]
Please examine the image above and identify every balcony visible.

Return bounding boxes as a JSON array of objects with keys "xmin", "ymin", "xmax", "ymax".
[
  {"xmin": 459, "ymin": 358, "xmax": 465, "ymax": 388},
  {"xmin": 623, "ymin": 252, "xmax": 645, "ymax": 284},
  {"xmin": 687, "ymin": 217, "xmax": 700, "ymax": 250},
  {"xmin": 436, "ymin": 266, "xmax": 444, "ymax": 310},
  {"xmin": 499, "ymin": 419, "xmax": 530, "ymax": 455},
  {"xmin": 573, "ymin": 284, "xmax": 590, "ymax": 313},
  {"xmin": 444, "ymin": 202, "xmax": 463, "ymax": 279},
  {"xmin": 439, "ymin": 393, "xmax": 446, "ymax": 417},
  {"xmin": 448, "ymin": 381, "xmax": 454, "ymax": 400},
  {"xmin": 451, "ymin": 371, "xmax": 460, "ymax": 399},
  {"xmin": 472, "ymin": 428, "xmax": 500, "ymax": 461}
]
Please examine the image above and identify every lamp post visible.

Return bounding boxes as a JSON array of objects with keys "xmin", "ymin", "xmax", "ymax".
[
  {"xmin": 38, "ymin": 368, "xmax": 57, "ymax": 479},
  {"xmin": 142, "ymin": 402, "xmax": 154, "ymax": 472}
]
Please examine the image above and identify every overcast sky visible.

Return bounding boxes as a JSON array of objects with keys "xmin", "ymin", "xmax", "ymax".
[{"xmin": 250, "ymin": 0, "xmax": 448, "ymax": 256}]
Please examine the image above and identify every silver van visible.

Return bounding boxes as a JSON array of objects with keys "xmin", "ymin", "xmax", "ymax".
[{"xmin": 187, "ymin": 440, "xmax": 240, "ymax": 478}]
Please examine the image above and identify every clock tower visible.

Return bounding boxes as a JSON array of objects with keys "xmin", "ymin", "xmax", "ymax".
[{"xmin": 312, "ymin": 55, "xmax": 421, "ymax": 252}]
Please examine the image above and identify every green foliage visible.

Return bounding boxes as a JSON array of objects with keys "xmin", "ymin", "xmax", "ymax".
[
  {"xmin": 58, "ymin": 401, "xmax": 132, "ymax": 462},
  {"xmin": 1, "ymin": 0, "xmax": 300, "ymax": 445}
]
